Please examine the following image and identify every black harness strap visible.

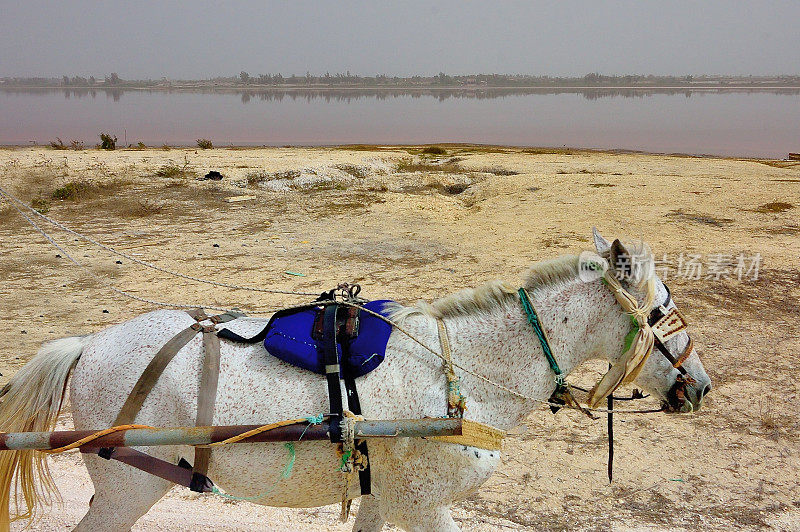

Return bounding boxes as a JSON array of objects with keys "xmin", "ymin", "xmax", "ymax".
[
  {"xmin": 341, "ymin": 336, "xmax": 371, "ymax": 496},
  {"xmin": 323, "ymin": 304, "xmax": 344, "ymax": 443}
]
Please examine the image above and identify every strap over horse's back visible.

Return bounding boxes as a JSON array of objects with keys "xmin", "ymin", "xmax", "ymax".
[{"xmin": 105, "ymin": 308, "xmax": 243, "ymax": 492}]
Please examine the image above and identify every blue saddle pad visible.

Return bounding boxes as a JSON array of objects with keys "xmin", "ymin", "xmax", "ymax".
[{"xmin": 263, "ymin": 300, "xmax": 394, "ymax": 377}]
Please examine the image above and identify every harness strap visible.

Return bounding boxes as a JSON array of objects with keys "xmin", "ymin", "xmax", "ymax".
[
  {"xmin": 340, "ymin": 339, "xmax": 371, "ymax": 496},
  {"xmin": 436, "ymin": 319, "xmax": 465, "ymax": 418},
  {"xmin": 106, "ymin": 308, "xmax": 242, "ymax": 492},
  {"xmin": 322, "ymin": 305, "xmax": 344, "ymax": 443},
  {"xmin": 192, "ymin": 326, "xmax": 221, "ymax": 491},
  {"xmin": 112, "ymin": 322, "xmax": 202, "ymax": 427},
  {"xmin": 518, "ymin": 288, "xmax": 564, "ymax": 386}
]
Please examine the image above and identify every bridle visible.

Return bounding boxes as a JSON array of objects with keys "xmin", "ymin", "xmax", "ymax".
[
  {"xmin": 647, "ymin": 282, "xmax": 697, "ymax": 408},
  {"xmin": 647, "ymin": 282, "xmax": 694, "ymax": 375}
]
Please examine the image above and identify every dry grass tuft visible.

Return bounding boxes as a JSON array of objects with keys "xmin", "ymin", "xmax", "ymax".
[
  {"xmin": 155, "ymin": 163, "xmax": 196, "ymax": 179},
  {"xmin": 49, "ymin": 138, "xmax": 68, "ymax": 150},
  {"xmin": 666, "ymin": 209, "xmax": 734, "ymax": 227},
  {"xmin": 246, "ymin": 169, "xmax": 301, "ymax": 186},
  {"xmin": 112, "ymin": 198, "xmax": 165, "ymax": 218},
  {"xmin": 754, "ymin": 201, "xmax": 794, "ymax": 213},
  {"xmin": 333, "ymin": 164, "xmax": 369, "ymax": 178},
  {"xmin": 478, "ymin": 166, "xmax": 519, "ymax": 176},
  {"xmin": 30, "ymin": 198, "xmax": 50, "ymax": 213},
  {"xmin": 51, "ymin": 179, "xmax": 130, "ymax": 201},
  {"xmin": 420, "ymin": 145, "xmax": 447, "ymax": 155}
]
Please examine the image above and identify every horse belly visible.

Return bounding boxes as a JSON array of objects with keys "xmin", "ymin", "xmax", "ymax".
[{"xmin": 208, "ymin": 442, "xmax": 356, "ymax": 507}]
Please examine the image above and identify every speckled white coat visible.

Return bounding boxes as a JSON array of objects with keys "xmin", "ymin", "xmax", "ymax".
[
  {"xmin": 61, "ymin": 256, "xmax": 710, "ymax": 532},
  {"xmin": 48, "ymin": 235, "xmax": 709, "ymax": 532}
]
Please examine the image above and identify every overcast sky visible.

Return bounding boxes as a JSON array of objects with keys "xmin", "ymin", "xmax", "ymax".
[{"xmin": 2, "ymin": 0, "xmax": 798, "ymax": 79}]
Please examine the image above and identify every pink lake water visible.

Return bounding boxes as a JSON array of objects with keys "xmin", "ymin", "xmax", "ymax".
[{"xmin": 1, "ymin": 88, "xmax": 798, "ymax": 158}]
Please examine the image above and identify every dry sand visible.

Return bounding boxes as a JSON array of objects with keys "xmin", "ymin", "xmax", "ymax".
[{"xmin": 0, "ymin": 146, "xmax": 799, "ymax": 531}]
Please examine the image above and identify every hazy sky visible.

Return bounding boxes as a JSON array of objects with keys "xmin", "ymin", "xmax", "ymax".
[{"xmin": 2, "ymin": 1, "xmax": 798, "ymax": 79}]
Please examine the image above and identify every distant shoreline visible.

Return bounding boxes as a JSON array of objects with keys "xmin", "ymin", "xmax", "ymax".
[{"xmin": 4, "ymin": 85, "xmax": 800, "ymax": 92}]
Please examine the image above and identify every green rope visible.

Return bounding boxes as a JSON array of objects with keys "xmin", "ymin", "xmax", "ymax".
[
  {"xmin": 299, "ymin": 413, "xmax": 326, "ymax": 440},
  {"xmin": 211, "ymin": 442, "xmax": 296, "ymax": 502},
  {"xmin": 623, "ymin": 315, "xmax": 639, "ymax": 353},
  {"xmin": 339, "ymin": 449, "xmax": 353, "ymax": 471},
  {"xmin": 519, "ymin": 288, "xmax": 564, "ymax": 386}
]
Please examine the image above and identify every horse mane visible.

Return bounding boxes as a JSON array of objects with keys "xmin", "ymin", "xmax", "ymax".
[{"xmin": 387, "ymin": 254, "xmax": 581, "ymax": 321}]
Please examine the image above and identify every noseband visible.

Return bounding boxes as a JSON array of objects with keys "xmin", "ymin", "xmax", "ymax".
[{"xmin": 647, "ymin": 283, "xmax": 693, "ymax": 375}]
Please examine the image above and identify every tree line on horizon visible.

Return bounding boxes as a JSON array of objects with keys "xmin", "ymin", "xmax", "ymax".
[{"xmin": 3, "ymin": 72, "xmax": 799, "ymax": 88}]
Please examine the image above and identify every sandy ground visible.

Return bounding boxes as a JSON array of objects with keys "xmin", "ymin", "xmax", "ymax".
[{"xmin": 0, "ymin": 145, "xmax": 799, "ymax": 531}]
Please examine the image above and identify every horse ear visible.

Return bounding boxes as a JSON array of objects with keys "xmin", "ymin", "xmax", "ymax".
[
  {"xmin": 592, "ymin": 227, "xmax": 611, "ymax": 254},
  {"xmin": 610, "ymin": 239, "xmax": 632, "ymax": 279}
]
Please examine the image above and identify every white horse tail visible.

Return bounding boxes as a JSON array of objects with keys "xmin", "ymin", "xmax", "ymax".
[{"xmin": 0, "ymin": 335, "xmax": 90, "ymax": 531}]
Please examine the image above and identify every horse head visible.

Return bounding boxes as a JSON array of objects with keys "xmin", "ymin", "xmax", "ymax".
[{"xmin": 591, "ymin": 228, "xmax": 712, "ymax": 413}]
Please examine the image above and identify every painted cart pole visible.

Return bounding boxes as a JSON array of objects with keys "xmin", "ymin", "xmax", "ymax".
[{"xmin": 0, "ymin": 418, "xmax": 503, "ymax": 452}]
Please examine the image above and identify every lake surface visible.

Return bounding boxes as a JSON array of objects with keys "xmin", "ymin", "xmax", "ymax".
[{"xmin": 1, "ymin": 88, "xmax": 798, "ymax": 158}]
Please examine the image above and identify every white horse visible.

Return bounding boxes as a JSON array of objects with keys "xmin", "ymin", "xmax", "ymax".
[{"xmin": 0, "ymin": 231, "xmax": 711, "ymax": 532}]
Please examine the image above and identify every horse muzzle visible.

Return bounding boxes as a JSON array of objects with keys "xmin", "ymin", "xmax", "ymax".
[{"xmin": 664, "ymin": 374, "xmax": 710, "ymax": 413}]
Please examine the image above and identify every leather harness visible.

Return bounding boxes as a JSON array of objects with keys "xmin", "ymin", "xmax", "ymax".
[
  {"xmin": 99, "ymin": 290, "xmax": 372, "ymax": 497},
  {"xmin": 98, "ymin": 308, "xmax": 243, "ymax": 493}
]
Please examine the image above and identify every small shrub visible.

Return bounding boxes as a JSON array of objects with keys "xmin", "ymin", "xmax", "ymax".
[
  {"xmin": 479, "ymin": 166, "xmax": 519, "ymax": 176},
  {"xmin": 52, "ymin": 181, "xmax": 90, "ymax": 200},
  {"xmin": 245, "ymin": 169, "xmax": 301, "ymax": 186},
  {"xmin": 196, "ymin": 138, "xmax": 213, "ymax": 149},
  {"xmin": 334, "ymin": 164, "xmax": 369, "ymax": 178},
  {"xmin": 70, "ymin": 140, "xmax": 85, "ymax": 150},
  {"xmin": 155, "ymin": 163, "xmax": 195, "ymax": 179},
  {"xmin": 420, "ymin": 145, "xmax": 447, "ymax": 155},
  {"xmin": 115, "ymin": 198, "xmax": 164, "ymax": 217},
  {"xmin": 755, "ymin": 201, "xmax": 794, "ymax": 213},
  {"xmin": 161, "ymin": 144, "xmax": 171, "ymax": 151},
  {"xmin": 136, "ymin": 142, "xmax": 147, "ymax": 149},
  {"xmin": 99, "ymin": 133, "xmax": 117, "ymax": 150},
  {"xmin": 50, "ymin": 138, "xmax": 67, "ymax": 150},
  {"xmin": 31, "ymin": 198, "xmax": 50, "ymax": 213}
]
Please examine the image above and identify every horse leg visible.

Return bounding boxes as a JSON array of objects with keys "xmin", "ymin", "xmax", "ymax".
[
  {"xmin": 353, "ymin": 495, "xmax": 385, "ymax": 532},
  {"xmin": 72, "ymin": 451, "xmax": 174, "ymax": 532},
  {"xmin": 391, "ymin": 506, "xmax": 460, "ymax": 532}
]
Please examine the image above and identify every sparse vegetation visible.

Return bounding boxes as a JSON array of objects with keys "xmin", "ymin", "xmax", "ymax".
[
  {"xmin": 522, "ymin": 147, "xmax": 575, "ymax": 155},
  {"xmin": 396, "ymin": 159, "xmax": 464, "ymax": 174},
  {"xmin": 52, "ymin": 181, "xmax": 91, "ymax": 200},
  {"xmin": 51, "ymin": 179, "xmax": 128, "ymax": 201},
  {"xmin": 49, "ymin": 138, "xmax": 67, "ymax": 150},
  {"xmin": 136, "ymin": 142, "xmax": 147, "ymax": 149},
  {"xmin": 30, "ymin": 198, "xmax": 50, "ymax": 213},
  {"xmin": 245, "ymin": 169, "xmax": 301, "ymax": 186},
  {"xmin": 196, "ymin": 138, "xmax": 213, "ymax": 149},
  {"xmin": 99, "ymin": 133, "xmax": 117, "ymax": 150},
  {"xmin": 420, "ymin": 145, "xmax": 447, "ymax": 155},
  {"xmin": 478, "ymin": 166, "xmax": 519, "ymax": 176},
  {"xmin": 667, "ymin": 209, "xmax": 734, "ymax": 227},
  {"xmin": 334, "ymin": 164, "xmax": 369, "ymax": 178},
  {"xmin": 51, "ymin": 138, "xmax": 86, "ymax": 150},
  {"xmin": 155, "ymin": 163, "xmax": 195, "ymax": 179},
  {"xmin": 114, "ymin": 198, "xmax": 164, "ymax": 217},
  {"xmin": 755, "ymin": 201, "xmax": 794, "ymax": 213}
]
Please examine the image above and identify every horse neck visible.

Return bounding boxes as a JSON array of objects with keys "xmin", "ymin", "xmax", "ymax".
[{"xmin": 440, "ymin": 278, "xmax": 628, "ymax": 430}]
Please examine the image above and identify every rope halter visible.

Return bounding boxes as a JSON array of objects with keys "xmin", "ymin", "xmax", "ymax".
[{"xmin": 586, "ymin": 272, "xmax": 657, "ymax": 408}]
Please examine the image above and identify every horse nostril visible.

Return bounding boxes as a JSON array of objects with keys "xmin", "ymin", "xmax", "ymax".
[{"xmin": 701, "ymin": 383, "xmax": 712, "ymax": 398}]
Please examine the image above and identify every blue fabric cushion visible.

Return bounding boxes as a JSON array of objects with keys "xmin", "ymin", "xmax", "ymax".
[{"xmin": 263, "ymin": 300, "xmax": 393, "ymax": 377}]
